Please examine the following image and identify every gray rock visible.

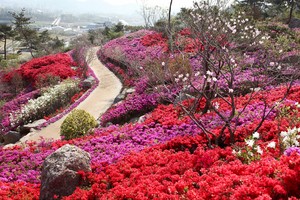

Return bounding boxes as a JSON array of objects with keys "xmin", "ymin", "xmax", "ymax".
[
  {"xmin": 129, "ymin": 117, "xmax": 139, "ymax": 123},
  {"xmin": 3, "ymin": 131, "xmax": 21, "ymax": 144},
  {"xmin": 24, "ymin": 119, "xmax": 47, "ymax": 129},
  {"xmin": 125, "ymin": 88, "xmax": 135, "ymax": 94},
  {"xmin": 20, "ymin": 120, "xmax": 45, "ymax": 135},
  {"xmin": 82, "ymin": 76, "xmax": 95, "ymax": 89},
  {"xmin": 174, "ymin": 93, "xmax": 194, "ymax": 104},
  {"xmin": 281, "ymin": 55, "xmax": 300, "ymax": 65},
  {"xmin": 40, "ymin": 144, "xmax": 91, "ymax": 200},
  {"xmin": 138, "ymin": 115, "xmax": 146, "ymax": 123},
  {"xmin": 289, "ymin": 18, "xmax": 300, "ymax": 29},
  {"xmin": 113, "ymin": 93, "xmax": 126, "ymax": 104}
]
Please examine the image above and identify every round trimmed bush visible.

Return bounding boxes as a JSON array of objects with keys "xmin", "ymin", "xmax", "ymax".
[{"xmin": 60, "ymin": 109, "xmax": 97, "ymax": 140}]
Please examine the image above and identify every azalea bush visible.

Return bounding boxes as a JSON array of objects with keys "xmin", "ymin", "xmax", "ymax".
[
  {"xmin": 0, "ymin": 90, "xmax": 40, "ymax": 134},
  {"xmin": 9, "ymin": 79, "xmax": 80, "ymax": 129},
  {"xmin": 66, "ymin": 135, "xmax": 300, "ymax": 199},
  {"xmin": 3, "ymin": 53, "xmax": 77, "ymax": 86}
]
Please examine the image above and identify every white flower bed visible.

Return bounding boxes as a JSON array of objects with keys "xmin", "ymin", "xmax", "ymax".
[{"xmin": 10, "ymin": 79, "xmax": 80, "ymax": 126}]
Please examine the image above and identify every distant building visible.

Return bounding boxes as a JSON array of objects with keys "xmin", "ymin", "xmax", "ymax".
[
  {"xmin": 85, "ymin": 21, "xmax": 114, "ymax": 30},
  {"xmin": 51, "ymin": 17, "xmax": 61, "ymax": 26},
  {"xmin": 118, "ymin": 19, "xmax": 129, "ymax": 26}
]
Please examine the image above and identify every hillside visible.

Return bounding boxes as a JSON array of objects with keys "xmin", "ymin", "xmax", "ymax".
[{"xmin": 0, "ymin": 7, "xmax": 300, "ymax": 200}]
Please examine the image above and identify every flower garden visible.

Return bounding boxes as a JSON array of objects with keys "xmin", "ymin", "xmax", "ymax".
[
  {"xmin": 0, "ymin": 7, "xmax": 300, "ymax": 200},
  {"xmin": 0, "ymin": 50, "xmax": 98, "ymax": 140}
]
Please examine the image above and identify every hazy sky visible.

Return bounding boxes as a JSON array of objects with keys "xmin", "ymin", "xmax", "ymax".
[{"xmin": 0, "ymin": 0, "xmax": 195, "ymax": 15}]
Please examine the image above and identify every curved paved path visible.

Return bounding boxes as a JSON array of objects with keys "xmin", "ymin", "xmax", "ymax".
[{"xmin": 18, "ymin": 47, "xmax": 122, "ymax": 144}]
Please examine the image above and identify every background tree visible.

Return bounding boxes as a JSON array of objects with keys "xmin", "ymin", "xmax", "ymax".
[
  {"xmin": 266, "ymin": 0, "xmax": 300, "ymax": 23},
  {"xmin": 10, "ymin": 9, "xmax": 65, "ymax": 57},
  {"xmin": 0, "ymin": 24, "xmax": 15, "ymax": 60},
  {"xmin": 10, "ymin": 9, "xmax": 38, "ymax": 58},
  {"xmin": 139, "ymin": 0, "xmax": 167, "ymax": 29},
  {"xmin": 237, "ymin": 0, "xmax": 266, "ymax": 19}
]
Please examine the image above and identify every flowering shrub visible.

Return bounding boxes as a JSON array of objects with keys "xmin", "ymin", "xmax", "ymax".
[
  {"xmin": 3, "ymin": 53, "xmax": 77, "ymax": 85},
  {"xmin": 140, "ymin": 32, "xmax": 168, "ymax": 50},
  {"xmin": 66, "ymin": 136, "xmax": 300, "ymax": 199},
  {"xmin": 0, "ymin": 90, "xmax": 40, "ymax": 134},
  {"xmin": 233, "ymin": 132, "xmax": 263, "ymax": 164},
  {"xmin": 280, "ymin": 127, "xmax": 300, "ymax": 149},
  {"xmin": 100, "ymin": 92, "xmax": 160, "ymax": 126},
  {"xmin": 9, "ymin": 79, "xmax": 80, "ymax": 129}
]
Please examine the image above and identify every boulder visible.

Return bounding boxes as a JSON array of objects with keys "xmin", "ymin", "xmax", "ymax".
[
  {"xmin": 3, "ymin": 131, "xmax": 21, "ymax": 144},
  {"xmin": 21, "ymin": 119, "xmax": 47, "ymax": 135},
  {"xmin": 24, "ymin": 119, "xmax": 47, "ymax": 129},
  {"xmin": 40, "ymin": 144, "xmax": 91, "ymax": 200},
  {"xmin": 82, "ymin": 76, "xmax": 95, "ymax": 89},
  {"xmin": 288, "ymin": 18, "xmax": 300, "ymax": 29}
]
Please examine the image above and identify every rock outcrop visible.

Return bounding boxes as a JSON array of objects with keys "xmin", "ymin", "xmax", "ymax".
[{"xmin": 39, "ymin": 144, "xmax": 91, "ymax": 200}]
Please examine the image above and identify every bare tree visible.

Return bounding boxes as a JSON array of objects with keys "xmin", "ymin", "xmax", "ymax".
[
  {"xmin": 139, "ymin": 0, "xmax": 168, "ymax": 28},
  {"xmin": 168, "ymin": 0, "xmax": 174, "ymax": 52},
  {"xmin": 138, "ymin": 1, "xmax": 297, "ymax": 147}
]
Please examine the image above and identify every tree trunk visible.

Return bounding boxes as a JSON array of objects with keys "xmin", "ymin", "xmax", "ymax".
[
  {"xmin": 288, "ymin": 0, "xmax": 295, "ymax": 24},
  {"xmin": 168, "ymin": 0, "xmax": 173, "ymax": 52},
  {"xmin": 4, "ymin": 36, "xmax": 7, "ymax": 60}
]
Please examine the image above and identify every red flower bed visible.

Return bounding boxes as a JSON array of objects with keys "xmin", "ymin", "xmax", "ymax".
[
  {"xmin": 3, "ymin": 53, "xmax": 77, "ymax": 85},
  {"xmin": 140, "ymin": 32, "xmax": 168, "ymax": 51},
  {"xmin": 0, "ymin": 181, "xmax": 39, "ymax": 200},
  {"xmin": 65, "ymin": 134, "xmax": 300, "ymax": 199}
]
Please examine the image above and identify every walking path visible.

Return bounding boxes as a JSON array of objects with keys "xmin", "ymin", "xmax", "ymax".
[{"xmin": 17, "ymin": 47, "xmax": 122, "ymax": 144}]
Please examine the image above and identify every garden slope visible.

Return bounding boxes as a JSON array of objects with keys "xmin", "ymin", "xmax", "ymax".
[{"xmin": 18, "ymin": 47, "xmax": 122, "ymax": 143}]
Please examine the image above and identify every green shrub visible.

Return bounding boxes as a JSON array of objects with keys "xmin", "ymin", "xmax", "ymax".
[{"xmin": 60, "ymin": 109, "xmax": 97, "ymax": 140}]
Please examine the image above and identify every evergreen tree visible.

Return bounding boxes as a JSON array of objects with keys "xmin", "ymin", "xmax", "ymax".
[{"xmin": 10, "ymin": 9, "xmax": 38, "ymax": 58}]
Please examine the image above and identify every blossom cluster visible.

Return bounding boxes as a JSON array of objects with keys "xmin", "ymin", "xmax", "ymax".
[
  {"xmin": 1, "ymin": 90, "xmax": 40, "ymax": 133},
  {"xmin": 100, "ymin": 92, "xmax": 160, "ymax": 126},
  {"xmin": 3, "ymin": 53, "xmax": 77, "ymax": 85},
  {"xmin": 9, "ymin": 79, "xmax": 80, "ymax": 130}
]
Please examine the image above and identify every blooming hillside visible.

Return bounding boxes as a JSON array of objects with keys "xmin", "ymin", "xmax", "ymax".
[
  {"xmin": 0, "ymin": 51, "xmax": 97, "ymax": 138},
  {"xmin": 0, "ymin": 10, "xmax": 300, "ymax": 199}
]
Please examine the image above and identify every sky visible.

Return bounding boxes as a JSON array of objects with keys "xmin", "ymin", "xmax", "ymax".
[{"xmin": 0, "ymin": 0, "xmax": 195, "ymax": 15}]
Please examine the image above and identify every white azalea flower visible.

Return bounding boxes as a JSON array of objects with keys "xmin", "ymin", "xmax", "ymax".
[
  {"xmin": 256, "ymin": 145, "xmax": 263, "ymax": 154},
  {"xmin": 206, "ymin": 70, "xmax": 213, "ymax": 76},
  {"xmin": 214, "ymin": 102, "xmax": 220, "ymax": 110},
  {"xmin": 253, "ymin": 132, "xmax": 260, "ymax": 139},
  {"xmin": 267, "ymin": 141, "xmax": 276, "ymax": 148},
  {"xmin": 246, "ymin": 139, "xmax": 255, "ymax": 147}
]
